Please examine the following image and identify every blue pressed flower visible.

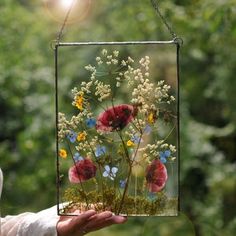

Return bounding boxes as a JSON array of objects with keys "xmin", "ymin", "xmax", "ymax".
[
  {"xmin": 67, "ymin": 131, "xmax": 77, "ymax": 143},
  {"xmin": 73, "ymin": 152, "xmax": 84, "ymax": 162},
  {"xmin": 95, "ymin": 145, "xmax": 106, "ymax": 157},
  {"xmin": 86, "ymin": 118, "xmax": 96, "ymax": 128},
  {"xmin": 160, "ymin": 156, "xmax": 167, "ymax": 163},
  {"xmin": 131, "ymin": 135, "xmax": 142, "ymax": 144},
  {"xmin": 119, "ymin": 180, "xmax": 126, "ymax": 188},
  {"xmin": 160, "ymin": 150, "xmax": 171, "ymax": 159},
  {"xmin": 103, "ymin": 165, "xmax": 118, "ymax": 180},
  {"xmin": 164, "ymin": 150, "xmax": 171, "ymax": 157},
  {"xmin": 144, "ymin": 125, "xmax": 152, "ymax": 135},
  {"xmin": 160, "ymin": 150, "xmax": 171, "ymax": 163}
]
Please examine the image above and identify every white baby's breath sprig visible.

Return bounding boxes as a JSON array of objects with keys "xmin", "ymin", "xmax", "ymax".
[
  {"xmin": 144, "ymin": 140, "xmax": 176, "ymax": 158},
  {"xmin": 113, "ymin": 50, "xmax": 119, "ymax": 57},
  {"xmin": 96, "ymin": 57, "xmax": 103, "ymax": 65},
  {"xmin": 169, "ymin": 144, "xmax": 177, "ymax": 153},
  {"xmin": 58, "ymin": 112, "xmax": 69, "ymax": 140},
  {"xmin": 76, "ymin": 136, "xmax": 100, "ymax": 156},
  {"xmin": 127, "ymin": 57, "xmax": 134, "ymax": 63},
  {"xmin": 76, "ymin": 141, "xmax": 90, "ymax": 152},
  {"xmin": 95, "ymin": 81, "xmax": 111, "ymax": 101},
  {"xmin": 85, "ymin": 64, "xmax": 96, "ymax": 80},
  {"xmin": 129, "ymin": 56, "xmax": 175, "ymax": 115},
  {"xmin": 85, "ymin": 64, "xmax": 96, "ymax": 73},
  {"xmin": 58, "ymin": 111, "xmax": 88, "ymax": 141},
  {"xmin": 102, "ymin": 49, "xmax": 107, "ymax": 56}
]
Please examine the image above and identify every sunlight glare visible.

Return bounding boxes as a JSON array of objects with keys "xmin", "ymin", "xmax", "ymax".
[
  {"xmin": 44, "ymin": 0, "xmax": 91, "ymax": 24},
  {"xmin": 60, "ymin": 0, "xmax": 75, "ymax": 9}
]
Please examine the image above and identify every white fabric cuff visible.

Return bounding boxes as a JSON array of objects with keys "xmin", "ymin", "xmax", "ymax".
[{"xmin": 17, "ymin": 205, "xmax": 59, "ymax": 236}]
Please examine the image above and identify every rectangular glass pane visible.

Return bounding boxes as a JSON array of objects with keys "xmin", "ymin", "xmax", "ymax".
[{"xmin": 56, "ymin": 43, "xmax": 179, "ymax": 216}]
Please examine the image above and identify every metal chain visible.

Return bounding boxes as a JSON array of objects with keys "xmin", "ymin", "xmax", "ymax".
[
  {"xmin": 56, "ymin": 0, "xmax": 77, "ymax": 44},
  {"xmin": 55, "ymin": 0, "xmax": 179, "ymax": 44},
  {"xmin": 150, "ymin": 0, "xmax": 177, "ymax": 40}
]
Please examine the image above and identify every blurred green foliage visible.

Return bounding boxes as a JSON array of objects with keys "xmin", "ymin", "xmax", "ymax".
[{"xmin": 0, "ymin": 0, "xmax": 236, "ymax": 235}]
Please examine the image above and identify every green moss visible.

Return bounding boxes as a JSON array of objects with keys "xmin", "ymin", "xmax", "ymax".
[{"xmin": 61, "ymin": 186, "xmax": 178, "ymax": 216}]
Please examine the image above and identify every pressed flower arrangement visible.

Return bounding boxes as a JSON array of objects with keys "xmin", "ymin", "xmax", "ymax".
[{"xmin": 56, "ymin": 47, "xmax": 179, "ymax": 216}]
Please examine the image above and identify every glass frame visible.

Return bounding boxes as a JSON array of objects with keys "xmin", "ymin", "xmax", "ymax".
[{"xmin": 54, "ymin": 40, "xmax": 180, "ymax": 216}]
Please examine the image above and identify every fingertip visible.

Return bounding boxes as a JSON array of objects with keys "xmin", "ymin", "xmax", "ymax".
[
  {"xmin": 109, "ymin": 215, "xmax": 128, "ymax": 224},
  {"xmin": 86, "ymin": 209, "xmax": 97, "ymax": 214},
  {"xmin": 101, "ymin": 215, "xmax": 127, "ymax": 228}
]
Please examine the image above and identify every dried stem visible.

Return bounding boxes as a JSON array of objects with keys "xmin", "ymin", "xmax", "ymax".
[{"xmin": 66, "ymin": 141, "xmax": 89, "ymax": 208}]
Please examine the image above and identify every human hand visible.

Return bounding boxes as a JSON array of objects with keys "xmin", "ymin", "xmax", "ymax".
[{"xmin": 57, "ymin": 210, "xmax": 127, "ymax": 236}]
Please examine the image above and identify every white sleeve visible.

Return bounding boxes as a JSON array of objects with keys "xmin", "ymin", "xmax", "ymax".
[
  {"xmin": 16, "ymin": 205, "xmax": 59, "ymax": 236},
  {"xmin": 1, "ymin": 206, "xmax": 59, "ymax": 236},
  {"xmin": 1, "ymin": 213, "xmax": 34, "ymax": 236},
  {"xmin": 0, "ymin": 168, "xmax": 59, "ymax": 236}
]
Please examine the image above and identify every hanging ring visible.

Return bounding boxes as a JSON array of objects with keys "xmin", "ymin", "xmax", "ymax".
[
  {"xmin": 173, "ymin": 37, "xmax": 184, "ymax": 47},
  {"xmin": 50, "ymin": 40, "xmax": 59, "ymax": 50}
]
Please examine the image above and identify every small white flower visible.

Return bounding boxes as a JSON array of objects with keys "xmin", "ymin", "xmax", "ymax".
[
  {"xmin": 102, "ymin": 49, "xmax": 107, "ymax": 56},
  {"xmin": 85, "ymin": 64, "xmax": 96, "ymax": 72},
  {"xmin": 169, "ymin": 145, "xmax": 176, "ymax": 153},
  {"xmin": 127, "ymin": 57, "xmax": 134, "ymax": 63},
  {"xmin": 113, "ymin": 50, "xmax": 119, "ymax": 57},
  {"xmin": 121, "ymin": 60, "xmax": 127, "ymax": 66},
  {"xmin": 111, "ymin": 59, "xmax": 118, "ymax": 65}
]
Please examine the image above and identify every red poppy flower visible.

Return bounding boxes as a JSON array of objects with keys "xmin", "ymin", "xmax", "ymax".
[
  {"xmin": 69, "ymin": 159, "xmax": 97, "ymax": 183},
  {"xmin": 96, "ymin": 104, "xmax": 137, "ymax": 132},
  {"xmin": 146, "ymin": 159, "xmax": 168, "ymax": 192}
]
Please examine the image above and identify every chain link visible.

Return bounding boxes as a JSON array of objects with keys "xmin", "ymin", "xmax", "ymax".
[{"xmin": 150, "ymin": 0, "xmax": 177, "ymax": 40}]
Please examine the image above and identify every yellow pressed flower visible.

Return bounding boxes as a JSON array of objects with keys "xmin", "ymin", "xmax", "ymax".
[
  {"xmin": 59, "ymin": 149, "xmax": 67, "ymax": 159},
  {"xmin": 147, "ymin": 112, "xmax": 155, "ymax": 124},
  {"xmin": 75, "ymin": 94, "xmax": 84, "ymax": 111},
  {"xmin": 77, "ymin": 132, "xmax": 86, "ymax": 142},
  {"xmin": 127, "ymin": 140, "xmax": 135, "ymax": 147}
]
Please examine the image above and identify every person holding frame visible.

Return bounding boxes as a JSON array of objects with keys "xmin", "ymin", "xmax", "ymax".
[{"xmin": 0, "ymin": 168, "xmax": 127, "ymax": 236}]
